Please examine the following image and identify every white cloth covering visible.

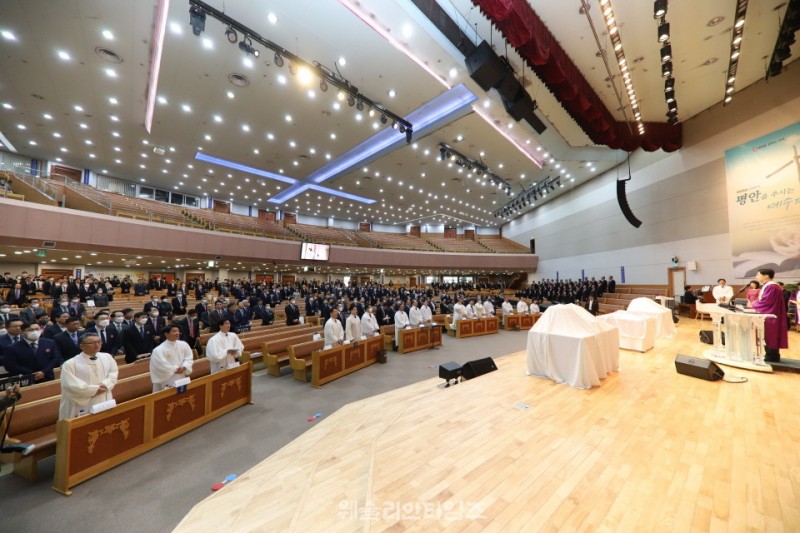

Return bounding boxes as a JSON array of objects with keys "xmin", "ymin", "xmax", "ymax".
[
  {"xmin": 361, "ymin": 312, "xmax": 379, "ymax": 337},
  {"xmin": 205, "ymin": 331, "xmax": 244, "ymax": 373},
  {"xmin": 626, "ymin": 297, "xmax": 676, "ymax": 339},
  {"xmin": 394, "ymin": 310, "xmax": 410, "ymax": 345},
  {"xmin": 345, "ymin": 315, "xmax": 362, "ymax": 341},
  {"xmin": 59, "ymin": 352, "xmax": 118, "ymax": 419},
  {"xmin": 149, "ymin": 339, "xmax": 194, "ymax": 392},
  {"xmin": 324, "ymin": 317, "xmax": 344, "ymax": 346},
  {"xmin": 526, "ymin": 304, "xmax": 619, "ymax": 389},
  {"xmin": 597, "ymin": 310, "xmax": 656, "ymax": 352}
]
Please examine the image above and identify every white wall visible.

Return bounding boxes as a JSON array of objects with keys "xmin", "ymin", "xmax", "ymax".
[{"xmin": 505, "ymin": 66, "xmax": 800, "ymax": 285}]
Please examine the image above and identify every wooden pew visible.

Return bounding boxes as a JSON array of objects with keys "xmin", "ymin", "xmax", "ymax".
[
  {"xmin": 263, "ymin": 329, "xmax": 324, "ymax": 377},
  {"xmin": 452, "ymin": 316, "xmax": 499, "ymax": 338},
  {"xmin": 198, "ymin": 322, "xmax": 308, "ymax": 346},
  {"xmin": 310, "ymin": 335, "xmax": 383, "ymax": 388},
  {"xmin": 379, "ymin": 325, "xmax": 395, "ymax": 351},
  {"xmin": 397, "ymin": 325, "xmax": 442, "ymax": 354},
  {"xmin": 288, "ymin": 339, "xmax": 325, "ymax": 382},
  {"xmin": 503, "ymin": 313, "xmax": 540, "ymax": 331}
]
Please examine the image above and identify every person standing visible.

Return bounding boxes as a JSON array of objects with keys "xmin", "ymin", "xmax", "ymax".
[
  {"xmin": 361, "ymin": 305, "xmax": 379, "ymax": 337},
  {"xmin": 749, "ymin": 269, "xmax": 788, "ymax": 363},
  {"xmin": 408, "ymin": 300, "xmax": 422, "ymax": 327},
  {"xmin": 345, "ymin": 304, "xmax": 362, "ymax": 342},
  {"xmin": 324, "ymin": 308, "xmax": 344, "ymax": 346},
  {"xmin": 59, "ymin": 333, "xmax": 118, "ymax": 419},
  {"xmin": 4, "ymin": 322, "xmax": 62, "ymax": 382},
  {"xmin": 149, "ymin": 325, "xmax": 194, "ymax": 392},
  {"xmin": 585, "ymin": 294, "xmax": 600, "ymax": 316},
  {"xmin": 285, "ymin": 298, "xmax": 301, "ymax": 326},
  {"xmin": 712, "ymin": 278, "xmax": 734, "ymax": 304},
  {"xmin": 205, "ymin": 319, "xmax": 244, "ymax": 373}
]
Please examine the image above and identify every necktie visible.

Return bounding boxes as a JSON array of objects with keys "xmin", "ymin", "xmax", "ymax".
[
  {"xmin": 100, "ymin": 329, "xmax": 106, "ymax": 344},
  {"xmin": 72, "ymin": 333, "xmax": 78, "ymax": 345},
  {"xmin": 139, "ymin": 327, "xmax": 145, "ymax": 338},
  {"xmin": 31, "ymin": 342, "xmax": 37, "ymax": 351},
  {"xmin": 3, "ymin": 314, "xmax": 7, "ymax": 322},
  {"xmin": 189, "ymin": 319, "xmax": 194, "ymax": 336}
]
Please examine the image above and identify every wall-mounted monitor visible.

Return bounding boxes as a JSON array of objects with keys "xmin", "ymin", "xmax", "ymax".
[{"xmin": 301, "ymin": 242, "xmax": 330, "ymax": 261}]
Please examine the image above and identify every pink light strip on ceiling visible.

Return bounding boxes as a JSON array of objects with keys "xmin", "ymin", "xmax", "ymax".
[{"xmin": 145, "ymin": 0, "xmax": 170, "ymax": 134}]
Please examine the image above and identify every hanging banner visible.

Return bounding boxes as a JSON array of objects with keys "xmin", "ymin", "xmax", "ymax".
[{"xmin": 724, "ymin": 121, "xmax": 800, "ymax": 278}]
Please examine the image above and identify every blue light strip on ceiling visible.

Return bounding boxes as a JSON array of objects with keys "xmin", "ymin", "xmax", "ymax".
[
  {"xmin": 194, "ymin": 152, "xmax": 298, "ymax": 185},
  {"xmin": 307, "ymin": 184, "xmax": 377, "ymax": 203}
]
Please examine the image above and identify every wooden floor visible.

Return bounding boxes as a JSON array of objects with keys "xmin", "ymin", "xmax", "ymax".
[{"xmin": 176, "ymin": 320, "xmax": 800, "ymax": 532}]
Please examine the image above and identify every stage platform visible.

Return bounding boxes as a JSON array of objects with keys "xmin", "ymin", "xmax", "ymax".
[{"xmin": 176, "ymin": 319, "xmax": 800, "ymax": 532}]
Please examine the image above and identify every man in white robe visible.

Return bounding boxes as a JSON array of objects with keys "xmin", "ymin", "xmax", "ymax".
[
  {"xmin": 59, "ymin": 333, "xmax": 118, "ymax": 419},
  {"xmin": 450, "ymin": 298, "xmax": 467, "ymax": 330},
  {"xmin": 324, "ymin": 308, "xmax": 344, "ymax": 346},
  {"xmin": 529, "ymin": 300, "xmax": 541, "ymax": 313},
  {"xmin": 483, "ymin": 298, "xmax": 495, "ymax": 317},
  {"xmin": 408, "ymin": 300, "xmax": 422, "ymax": 327},
  {"xmin": 361, "ymin": 305, "xmax": 379, "ymax": 337},
  {"xmin": 205, "ymin": 318, "xmax": 244, "ymax": 373},
  {"xmin": 345, "ymin": 305, "xmax": 362, "ymax": 342},
  {"xmin": 465, "ymin": 299, "xmax": 477, "ymax": 319},
  {"xmin": 149, "ymin": 325, "xmax": 194, "ymax": 392},
  {"xmin": 517, "ymin": 299, "xmax": 530, "ymax": 314},
  {"xmin": 419, "ymin": 299, "xmax": 433, "ymax": 325},
  {"xmin": 501, "ymin": 297, "xmax": 514, "ymax": 316},
  {"xmin": 394, "ymin": 304, "xmax": 410, "ymax": 346},
  {"xmin": 474, "ymin": 299, "xmax": 486, "ymax": 318}
]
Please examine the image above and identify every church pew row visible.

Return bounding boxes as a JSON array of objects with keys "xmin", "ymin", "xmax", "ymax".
[
  {"xmin": 52, "ymin": 362, "xmax": 251, "ymax": 495},
  {"xmin": 238, "ymin": 325, "xmax": 322, "ymax": 368},
  {"xmin": 0, "ymin": 358, "xmax": 212, "ymax": 481},
  {"xmin": 198, "ymin": 322, "xmax": 311, "ymax": 346},
  {"xmin": 262, "ymin": 328, "xmax": 325, "ymax": 377}
]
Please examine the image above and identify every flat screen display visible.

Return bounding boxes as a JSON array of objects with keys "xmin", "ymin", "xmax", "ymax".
[{"xmin": 301, "ymin": 242, "xmax": 330, "ymax": 261}]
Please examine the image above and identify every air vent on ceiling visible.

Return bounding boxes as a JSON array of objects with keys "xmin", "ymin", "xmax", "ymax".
[
  {"xmin": 95, "ymin": 47, "xmax": 123, "ymax": 64},
  {"xmin": 152, "ymin": 146, "xmax": 166, "ymax": 156},
  {"xmin": 42, "ymin": 241, "xmax": 57, "ymax": 248},
  {"xmin": 228, "ymin": 73, "xmax": 250, "ymax": 87}
]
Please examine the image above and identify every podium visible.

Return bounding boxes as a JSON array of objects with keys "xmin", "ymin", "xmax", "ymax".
[{"xmin": 695, "ymin": 302, "xmax": 774, "ymax": 373}]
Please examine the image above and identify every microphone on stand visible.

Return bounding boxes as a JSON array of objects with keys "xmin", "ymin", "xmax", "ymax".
[{"xmin": 737, "ymin": 286, "xmax": 747, "ymax": 294}]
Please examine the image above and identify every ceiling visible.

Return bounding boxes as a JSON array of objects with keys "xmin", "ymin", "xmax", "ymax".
[{"xmin": 0, "ymin": 0, "xmax": 797, "ymax": 228}]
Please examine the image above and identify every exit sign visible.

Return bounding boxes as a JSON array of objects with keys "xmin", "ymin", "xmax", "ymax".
[{"xmin": 36, "ymin": 250, "xmax": 47, "ymax": 257}]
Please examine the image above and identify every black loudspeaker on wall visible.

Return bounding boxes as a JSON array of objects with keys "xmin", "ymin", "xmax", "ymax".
[
  {"xmin": 462, "ymin": 357, "xmax": 498, "ymax": 380},
  {"xmin": 674, "ymin": 354, "xmax": 724, "ymax": 381},
  {"xmin": 616, "ymin": 179, "xmax": 642, "ymax": 228},
  {"xmin": 529, "ymin": 238, "xmax": 536, "ymax": 254}
]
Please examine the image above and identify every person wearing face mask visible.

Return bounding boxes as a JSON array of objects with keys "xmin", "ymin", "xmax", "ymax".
[
  {"xmin": 360, "ymin": 305, "xmax": 379, "ymax": 337},
  {"xmin": 149, "ymin": 325, "xmax": 193, "ymax": 392},
  {"xmin": 108, "ymin": 310, "xmax": 128, "ymax": 334},
  {"xmin": 85, "ymin": 311, "xmax": 120, "ymax": 355},
  {"xmin": 20, "ymin": 298, "xmax": 46, "ymax": 324},
  {"xmin": 78, "ymin": 280, "xmax": 95, "ymax": 303},
  {"xmin": 158, "ymin": 296, "xmax": 174, "ymax": 320},
  {"xmin": 0, "ymin": 303, "xmax": 19, "ymax": 325},
  {"xmin": 285, "ymin": 298, "xmax": 300, "ymax": 326},
  {"xmin": 171, "ymin": 290, "xmax": 188, "ymax": 316},
  {"xmin": 53, "ymin": 317, "xmax": 84, "ymax": 360},
  {"xmin": 205, "ymin": 319, "xmax": 244, "ymax": 373},
  {"xmin": 68, "ymin": 297, "xmax": 86, "ymax": 319},
  {"xmin": 252, "ymin": 299, "xmax": 274, "ymax": 325},
  {"xmin": 166, "ymin": 278, "xmax": 179, "ymax": 297},
  {"xmin": 0, "ymin": 318, "xmax": 22, "ymax": 371},
  {"xmin": 121, "ymin": 312, "xmax": 156, "ymax": 364},
  {"xmin": 4, "ymin": 322, "xmax": 62, "ymax": 382},
  {"xmin": 91, "ymin": 287, "xmax": 109, "ymax": 308},
  {"xmin": 408, "ymin": 300, "xmax": 422, "ymax": 327},
  {"xmin": 345, "ymin": 305, "xmax": 362, "ymax": 342},
  {"xmin": 324, "ymin": 308, "xmax": 345, "ymax": 346},
  {"xmin": 144, "ymin": 296, "xmax": 161, "ymax": 315},
  {"xmin": 147, "ymin": 307, "xmax": 167, "ymax": 335},
  {"xmin": 133, "ymin": 278, "xmax": 149, "ymax": 297},
  {"xmin": 5, "ymin": 283, "xmax": 28, "ymax": 307},
  {"xmin": 394, "ymin": 303, "xmax": 410, "ymax": 347}
]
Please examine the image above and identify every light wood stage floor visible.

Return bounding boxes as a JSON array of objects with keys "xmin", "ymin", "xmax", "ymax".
[{"xmin": 176, "ymin": 320, "xmax": 800, "ymax": 532}]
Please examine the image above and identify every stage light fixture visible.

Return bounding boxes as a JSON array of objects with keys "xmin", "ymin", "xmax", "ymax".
[
  {"xmin": 347, "ymin": 94, "xmax": 356, "ymax": 107},
  {"xmin": 654, "ymin": 0, "xmax": 668, "ymax": 18},
  {"xmin": 225, "ymin": 26, "xmax": 237, "ymax": 43},
  {"xmin": 380, "ymin": 114, "xmax": 387, "ymax": 124},
  {"xmin": 658, "ymin": 22, "xmax": 670, "ymax": 42},
  {"xmin": 356, "ymin": 100, "xmax": 364, "ymax": 111},
  {"xmin": 238, "ymin": 38, "xmax": 259, "ymax": 57},
  {"xmin": 398, "ymin": 123, "xmax": 406, "ymax": 133},
  {"xmin": 665, "ymin": 88, "xmax": 675, "ymax": 103},
  {"xmin": 664, "ymin": 78, "xmax": 675, "ymax": 92},
  {"xmin": 660, "ymin": 44, "xmax": 672, "ymax": 62},
  {"xmin": 189, "ymin": 6, "xmax": 206, "ymax": 36},
  {"xmin": 319, "ymin": 79, "xmax": 328, "ymax": 92},
  {"xmin": 661, "ymin": 61, "xmax": 673, "ymax": 78},
  {"xmin": 274, "ymin": 52, "xmax": 284, "ymax": 67}
]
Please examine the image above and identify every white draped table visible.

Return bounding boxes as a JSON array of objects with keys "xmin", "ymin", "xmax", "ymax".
[
  {"xmin": 526, "ymin": 304, "xmax": 620, "ymax": 389},
  {"xmin": 597, "ymin": 310, "xmax": 656, "ymax": 352},
  {"xmin": 626, "ymin": 297, "xmax": 676, "ymax": 339}
]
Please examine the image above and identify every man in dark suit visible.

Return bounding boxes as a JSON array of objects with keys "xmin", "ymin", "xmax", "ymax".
[
  {"xmin": 172, "ymin": 292, "xmax": 188, "ymax": 315},
  {"xmin": 3, "ymin": 322, "xmax": 62, "ymax": 382},
  {"xmin": 84, "ymin": 311, "xmax": 120, "ymax": 355},
  {"xmin": 0, "ymin": 303, "xmax": 20, "ymax": 325},
  {"xmin": 585, "ymin": 295, "xmax": 600, "ymax": 316},
  {"xmin": 133, "ymin": 278, "xmax": 149, "ymax": 296},
  {"xmin": 208, "ymin": 300, "xmax": 227, "ymax": 333},
  {"xmin": 121, "ymin": 312, "xmax": 156, "ymax": 363},
  {"xmin": 0, "ymin": 318, "xmax": 25, "ymax": 365},
  {"xmin": 144, "ymin": 296, "xmax": 161, "ymax": 314},
  {"xmin": 166, "ymin": 280, "xmax": 179, "ymax": 297},
  {"xmin": 178, "ymin": 309, "xmax": 202, "ymax": 353},
  {"xmin": 20, "ymin": 298, "xmax": 46, "ymax": 324},
  {"xmin": 607, "ymin": 276, "xmax": 616, "ymax": 293},
  {"xmin": 285, "ymin": 298, "xmax": 300, "ymax": 326},
  {"xmin": 252, "ymin": 300, "xmax": 274, "ymax": 325},
  {"xmin": 146, "ymin": 308, "xmax": 167, "ymax": 334},
  {"xmin": 5, "ymin": 284, "xmax": 28, "ymax": 306},
  {"xmin": 52, "ymin": 317, "xmax": 83, "ymax": 360}
]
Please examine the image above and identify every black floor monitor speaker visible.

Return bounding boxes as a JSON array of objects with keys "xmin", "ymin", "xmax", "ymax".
[
  {"xmin": 465, "ymin": 41, "xmax": 507, "ymax": 91},
  {"xmin": 462, "ymin": 357, "xmax": 498, "ymax": 380},
  {"xmin": 674, "ymin": 354, "xmax": 724, "ymax": 381}
]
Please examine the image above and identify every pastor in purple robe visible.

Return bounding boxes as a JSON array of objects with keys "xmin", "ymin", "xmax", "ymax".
[{"xmin": 750, "ymin": 269, "xmax": 788, "ymax": 362}]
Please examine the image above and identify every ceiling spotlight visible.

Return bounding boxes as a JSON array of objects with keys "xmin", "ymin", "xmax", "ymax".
[
  {"xmin": 658, "ymin": 22, "xmax": 670, "ymax": 42},
  {"xmin": 274, "ymin": 52, "xmax": 284, "ymax": 67},
  {"xmin": 319, "ymin": 79, "xmax": 328, "ymax": 92},
  {"xmin": 225, "ymin": 26, "xmax": 237, "ymax": 43},
  {"xmin": 238, "ymin": 38, "xmax": 259, "ymax": 57},
  {"xmin": 347, "ymin": 94, "xmax": 355, "ymax": 107},
  {"xmin": 398, "ymin": 123, "xmax": 406, "ymax": 133},
  {"xmin": 189, "ymin": 6, "xmax": 206, "ymax": 36},
  {"xmin": 664, "ymin": 77, "xmax": 675, "ymax": 92},
  {"xmin": 661, "ymin": 61, "xmax": 672, "ymax": 78},
  {"xmin": 667, "ymin": 116, "xmax": 678, "ymax": 125},
  {"xmin": 660, "ymin": 44, "xmax": 672, "ymax": 63},
  {"xmin": 392, "ymin": 121, "xmax": 398, "ymax": 130},
  {"xmin": 356, "ymin": 100, "xmax": 364, "ymax": 111},
  {"xmin": 653, "ymin": 0, "xmax": 667, "ymax": 18},
  {"xmin": 665, "ymin": 88, "xmax": 675, "ymax": 103},
  {"xmin": 380, "ymin": 114, "xmax": 387, "ymax": 124}
]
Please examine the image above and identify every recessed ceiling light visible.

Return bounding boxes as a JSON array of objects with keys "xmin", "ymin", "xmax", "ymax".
[
  {"xmin": 169, "ymin": 21, "xmax": 182, "ymax": 34},
  {"xmin": 109, "ymin": 115, "xmax": 119, "ymax": 122},
  {"xmin": 1, "ymin": 30, "xmax": 16, "ymax": 41},
  {"xmin": 57, "ymin": 50, "xmax": 71, "ymax": 61},
  {"xmin": 108, "ymin": 97, "xmax": 118, "ymax": 105},
  {"xmin": 213, "ymin": 114, "xmax": 222, "ymax": 122},
  {"xmin": 330, "ymin": 132, "xmax": 336, "ymax": 139},
  {"xmin": 388, "ymin": 89, "xmax": 396, "ymax": 98},
  {"xmin": 102, "ymin": 29, "xmax": 114, "ymax": 40},
  {"xmin": 158, "ymin": 96, "xmax": 168, "ymax": 105},
  {"xmin": 449, "ymin": 67, "xmax": 458, "ymax": 78},
  {"xmin": 338, "ymin": 56, "xmax": 346, "ymax": 66},
  {"xmin": 266, "ymin": 133, "xmax": 275, "ymax": 140},
  {"xmin": 17, "ymin": 124, "xmax": 25, "ymax": 130},
  {"xmin": 285, "ymin": 114, "xmax": 292, "ymax": 122},
  {"xmin": 182, "ymin": 103, "xmax": 191, "ymax": 112},
  {"xmin": 74, "ymin": 105, "xmax": 84, "ymax": 112},
  {"xmin": 242, "ymin": 124, "xmax": 250, "ymax": 132},
  {"xmin": 112, "ymin": 131, "xmax": 120, "ymax": 137},
  {"xmin": 105, "ymin": 68, "xmax": 117, "ymax": 78},
  {"xmin": 226, "ymin": 90, "xmax": 234, "ymax": 99},
  {"xmin": 267, "ymin": 12, "xmax": 278, "ymax": 24},
  {"xmin": 202, "ymin": 37, "xmax": 213, "ymax": 49},
  {"xmin": 29, "ymin": 140, "xmax": 37, "ymax": 145},
  {"xmin": 1, "ymin": 102, "xmax": 12, "ymax": 110}
]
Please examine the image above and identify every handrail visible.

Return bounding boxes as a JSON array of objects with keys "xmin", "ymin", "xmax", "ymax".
[
  {"xmin": 50, "ymin": 173, "xmax": 113, "ymax": 214},
  {"xmin": 4, "ymin": 169, "xmax": 59, "ymax": 201}
]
